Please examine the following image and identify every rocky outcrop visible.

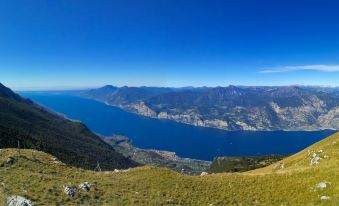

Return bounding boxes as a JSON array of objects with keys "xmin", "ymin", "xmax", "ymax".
[
  {"xmin": 131, "ymin": 102, "xmax": 157, "ymax": 117},
  {"xmin": 318, "ymin": 106, "xmax": 339, "ymax": 129}
]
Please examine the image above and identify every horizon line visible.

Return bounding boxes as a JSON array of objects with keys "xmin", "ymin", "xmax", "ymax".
[{"xmin": 12, "ymin": 84, "xmax": 339, "ymax": 92}]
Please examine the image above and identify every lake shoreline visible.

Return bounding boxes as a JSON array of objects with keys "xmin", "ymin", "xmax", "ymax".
[{"xmin": 20, "ymin": 92, "xmax": 337, "ymax": 161}]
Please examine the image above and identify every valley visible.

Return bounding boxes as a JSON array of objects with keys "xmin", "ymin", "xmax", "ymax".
[
  {"xmin": 0, "ymin": 83, "xmax": 337, "ymax": 205},
  {"xmin": 21, "ymin": 92, "xmax": 335, "ymax": 161}
]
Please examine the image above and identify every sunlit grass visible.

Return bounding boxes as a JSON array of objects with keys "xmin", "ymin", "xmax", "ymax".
[{"xmin": 0, "ymin": 132, "xmax": 338, "ymax": 205}]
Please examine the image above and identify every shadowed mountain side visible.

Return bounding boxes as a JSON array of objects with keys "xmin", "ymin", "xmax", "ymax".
[{"xmin": 0, "ymin": 83, "xmax": 138, "ymax": 170}]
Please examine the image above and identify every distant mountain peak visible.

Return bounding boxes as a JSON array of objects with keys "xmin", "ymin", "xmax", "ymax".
[
  {"xmin": 101, "ymin": 85, "xmax": 118, "ymax": 89},
  {"xmin": 227, "ymin": 85, "xmax": 238, "ymax": 88}
]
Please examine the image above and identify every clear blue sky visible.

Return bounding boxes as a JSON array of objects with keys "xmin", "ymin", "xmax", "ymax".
[{"xmin": 1, "ymin": 0, "xmax": 339, "ymax": 90}]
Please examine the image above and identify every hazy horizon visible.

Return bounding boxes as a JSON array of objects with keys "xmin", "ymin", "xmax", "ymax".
[{"xmin": 11, "ymin": 83, "xmax": 339, "ymax": 92}]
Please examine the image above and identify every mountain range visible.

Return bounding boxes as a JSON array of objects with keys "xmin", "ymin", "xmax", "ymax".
[
  {"xmin": 0, "ymin": 82, "xmax": 338, "ymax": 204},
  {"xmin": 81, "ymin": 85, "xmax": 339, "ymax": 131}
]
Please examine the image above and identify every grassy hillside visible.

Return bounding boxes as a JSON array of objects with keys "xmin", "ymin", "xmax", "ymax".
[
  {"xmin": 0, "ymin": 83, "xmax": 137, "ymax": 170},
  {"xmin": 0, "ymin": 132, "xmax": 338, "ymax": 205}
]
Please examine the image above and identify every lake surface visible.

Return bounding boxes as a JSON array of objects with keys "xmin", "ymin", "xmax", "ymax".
[{"xmin": 21, "ymin": 92, "xmax": 336, "ymax": 161}]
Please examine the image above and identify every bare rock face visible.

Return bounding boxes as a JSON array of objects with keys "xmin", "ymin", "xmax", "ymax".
[
  {"xmin": 6, "ymin": 195, "xmax": 34, "ymax": 206},
  {"xmin": 131, "ymin": 102, "xmax": 156, "ymax": 117},
  {"xmin": 318, "ymin": 106, "xmax": 339, "ymax": 129}
]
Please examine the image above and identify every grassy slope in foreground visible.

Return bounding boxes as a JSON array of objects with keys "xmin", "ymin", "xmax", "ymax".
[{"xmin": 0, "ymin": 133, "xmax": 338, "ymax": 205}]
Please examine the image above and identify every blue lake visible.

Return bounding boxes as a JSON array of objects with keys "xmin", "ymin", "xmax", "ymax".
[{"xmin": 21, "ymin": 92, "xmax": 336, "ymax": 161}]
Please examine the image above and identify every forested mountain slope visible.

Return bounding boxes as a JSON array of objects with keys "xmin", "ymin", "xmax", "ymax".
[{"xmin": 0, "ymin": 83, "xmax": 137, "ymax": 170}]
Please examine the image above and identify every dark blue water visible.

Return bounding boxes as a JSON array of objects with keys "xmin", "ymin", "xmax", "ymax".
[{"xmin": 20, "ymin": 92, "xmax": 336, "ymax": 161}]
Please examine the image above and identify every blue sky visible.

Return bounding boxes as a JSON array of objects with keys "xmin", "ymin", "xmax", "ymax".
[{"xmin": 0, "ymin": 0, "xmax": 339, "ymax": 90}]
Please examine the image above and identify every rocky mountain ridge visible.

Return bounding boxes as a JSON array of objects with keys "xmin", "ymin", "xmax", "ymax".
[{"xmin": 82, "ymin": 85, "xmax": 339, "ymax": 131}]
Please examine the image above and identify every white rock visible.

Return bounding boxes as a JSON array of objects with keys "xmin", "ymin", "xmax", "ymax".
[
  {"xmin": 279, "ymin": 163, "xmax": 285, "ymax": 169},
  {"xmin": 79, "ymin": 182, "xmax": 91, "ymax": 192},
  {"xmin": 6, "ymin": 195, "xmax": 34, "ymax": 206},
  {"xmin": 320, "ymin": 196, "xmax": 330, "ymax": 200},
  {"xmin": 315, "ymin": 181, "xmax": 330, "ymax": 190},
  {"xmin": 6, "ymin": 157, "xmax": 15, "ymax": 164},
  {"xmin": 310, "ymin": 156, "xmax": 321, "ymax": 166},
  {"xmin": 114, "ymin": 169, "xmax": 129, "ymax": 173},
  {"xmin": 200, "ymin": 172, "xmax": 208, "ymax": 176},
  {"xmin": 63, "ymin": 186, "xmax": 77, "ymax": 197}
]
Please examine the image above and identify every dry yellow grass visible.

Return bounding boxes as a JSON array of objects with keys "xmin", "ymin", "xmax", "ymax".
[{"xmin": 0, "ymin": 132, "xmax": 338, "ymax": 205}]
